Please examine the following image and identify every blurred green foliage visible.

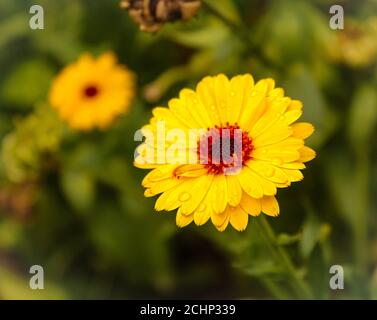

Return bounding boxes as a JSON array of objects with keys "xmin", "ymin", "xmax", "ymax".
[{"xmin": 0, "ymin": 0, "xmax": 377, "ymax": 299}]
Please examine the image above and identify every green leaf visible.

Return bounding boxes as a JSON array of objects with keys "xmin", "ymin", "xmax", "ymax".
[
  {"xmin": 165, "ymin": 21, "xmax": 230, "ymax": 49},
  {"xmin": 60, "ymin": 170, "xmax": 96, "ymax": 213},
  {"xmin": 325, "ymin": 153, "xmax": 357, "ymax": 227},
  {"xmin": 299, "ymin": 215, "xmax": 321, "ymax": 259},
  {"xmin": 0, "ymin": 13, "xmax": 29, "ymax": 49},
  {"xmin": 1, "ymin": 59, "xmax": 55, "ymax": 108},
  {"xmin": 203, "ymin": 0, "xmax": 241, "ymax": 26},
  {"xmin": 277, "ymin": 232, "xmax": 302, "ymax": 246},
  {"xmin": 238, "ymin": 260, "xmax": 283, "ymax": 277},
  {"xmin": 348, "ymin": 85, "xmax": 377, "ymax": 149}
]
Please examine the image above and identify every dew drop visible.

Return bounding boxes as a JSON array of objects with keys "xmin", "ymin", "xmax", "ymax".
[
  {"xmin": 179, "ymin": 192, "xmax": 191, "ymax": 202},
  {"xmin": 198, "ymin": 203, "xmax": 206, "ymax": 212},
  {"xmin": 230, "ymin": 91, "xmax": 236, "ymax": 97},
  {"xmin": 265, "ymin": 168, "xmax": 275, "ymax": 177}
]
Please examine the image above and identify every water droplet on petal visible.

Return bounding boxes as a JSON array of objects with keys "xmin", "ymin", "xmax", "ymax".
[
  {"xmin": 198, "ymin": 203, "xmax": 206, "ymax": 212},
  {"xmin": 230, "ymin": 91, "xmax": 236, "ymax": 97},
  {"xmin": 179, "ymin": 192, "xmax": 191, "ymax": 202},
  {"xmin": 265, "ymin": 168, "xmax": 275, "ymax": 177}
]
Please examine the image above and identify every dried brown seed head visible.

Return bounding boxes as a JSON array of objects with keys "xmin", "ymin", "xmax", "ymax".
[{"xmin": 120, "ymin": 0, "xmax": 202, "ymax": 33}]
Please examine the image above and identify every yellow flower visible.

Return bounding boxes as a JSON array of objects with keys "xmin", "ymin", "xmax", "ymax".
[
  {"xmin": 330, "ymin": 18, "xmax": 377, "ymax": 68},
  {"xmin": 135, "ymin": 74, "xmax": 315, "ymax": 231},
  {"xmin": 49, "ymin": 52, "xmax": 135, "ymax": 131}
]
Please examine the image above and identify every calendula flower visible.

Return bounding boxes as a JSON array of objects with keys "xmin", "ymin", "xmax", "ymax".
[
  {"xmin": 135, "ymin": 74, "xmax": 315, "ymax": 231},
  {"xmin": 49, "ymin": 52, "xmax": 135, "ymax": 131},
  {"xmin": 330, "ymin": 18, "xmax": 377, "ymax": 68},
  {"xmin": 121, "ymin": 0, "xmax": 202, "ymax": 33}
]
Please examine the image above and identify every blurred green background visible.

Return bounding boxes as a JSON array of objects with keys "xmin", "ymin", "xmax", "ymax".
[{"xmin": 0, "ymin": 0, "xmax": 377, "ymax": 299}]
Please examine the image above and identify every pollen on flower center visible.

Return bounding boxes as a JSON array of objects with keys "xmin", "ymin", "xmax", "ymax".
[
  {"xmin": 198, "ymin": 123, "xmax": 254, "ymax": 175},
  {"xmin": 84, "ymin": 85, "xmax": 99, "ymax": 98}
]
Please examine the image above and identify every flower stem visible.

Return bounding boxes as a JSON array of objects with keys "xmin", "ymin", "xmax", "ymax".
[
  {"xmin": 355, "ymin": 150, "xmax": 368, "ymax": 274},
  {"xmin": 256, "ymin": 215, "xmax": 314, "ymax": 299},
  {"xmin": 202, "ymin": 0, "xmax": 274, "ymax": 69}
]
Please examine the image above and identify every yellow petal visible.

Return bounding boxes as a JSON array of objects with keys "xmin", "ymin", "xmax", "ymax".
[
  {"xmin": 214, "ymin": 74, "xmax": 231, "ymax": 125},
  {"xmin": 154, "ymin": 180, "xmax": 191, "ymax": 211},
  {"xmin": 240, "ymin": 192, "xmax": 261, "ymax": 216},
  {"xmin": 239, "ymin": 79, "xmax": 269, "ymax": 130},
  {"xmin": 268, "ymin": 87, "xmax": 284, "ymax": 99},
  {"xmin": 299, "ymin": 146, "xmax": 316, "ymax": 162},
  {"xmin": 168, "ymin": 97, "xmax": 201, "ymax": 128},
  {"xmin": 216, "ymin": 215, "xmax": 230, "ymax": 231},
  {"xmin": 194, "ymin": 202, "xmax": 211, "ymax": 226},
  {"xmin": 211, "ymin": 175, "xmax": 228, "ymax": 213},
  {"xmin": 228, "ymin": 74, "xmax": 254, "ymax": 124},
  {"xmin": 283, "ymin": 169, "xmax": 304, "ymax": 182},
  {"xmin": 179, "ymin": 89, "xmax": 214, "ymax": 128},
  {"xmin": 229, "ymin": 206, "xmax": 249, "ymax": 231},
  {"xmin": 226, "ymin": 175, "xmax": 242, "ymax": 206},
  {"xmin": 147, "ymin": 178, "xmax": 180, "ymax": 196},
  {"xmin": 237, "ymin": 168, "xmax": 264, "ymax": 198},
  {"xmin": 291, "ymin": 122, "xmax": 315, "ymax": 139},
  {"xmin": 261, "ymin": 196, "xmax": 280, "ymax": 216},
  {"xmin": 180, "ymin": 175, "xmax": 214, "ymax": 215},
  {"xmin": 142, "ymin": 165, "xmax": 177, "ymax": 186},
  {"xmin": 152, "ymin": 107, "xmax": 188, "ymax": 129},
  {"xmin": 196, "ymin": 76, "xmax": 222, "ymax": 126},
  {"xmin": 211, "ymin": 209, "xmax": 229, "ymax": 228},
  {"xmin": 287, "ymin": 99, "xmax": 303, "ymax": 111},
  {"xmin": 252, "ymin": 126, "xmax": 293, "ymax": 148},
  {"xmin": 244, "ymin": 167, "xmax": 277, "ymax": 196},
  {"xmin": 250, "ymin": 97, "xmax": 291, "ymax": 138},
  {"xmin": 173, "ymin": 164, "xmax": 207, "ymax": 178},
  {"xmin": 176, "ymin": 208, "xmax": 194, "ymax": 227},
  {"xmin": 247, "ymin": 160, "xmax": 289, "ymax": 184}
]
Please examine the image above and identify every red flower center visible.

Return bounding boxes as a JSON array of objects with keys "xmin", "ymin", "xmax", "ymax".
[
  {"xmin": 84, "ymin": 85, "xmax": 99, "ymax": 98},
  {"xmin": 198, "ymin": 124, "xmax": 254, "ymax": 175}
]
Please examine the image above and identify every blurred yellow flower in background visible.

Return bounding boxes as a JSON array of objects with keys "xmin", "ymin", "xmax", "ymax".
[
  {"xmin": 330, "ymin": 18, "xmax": 377, "ymax": 68},
  {"xmin": 136, "ymin": 74, "xmax": 316, "ymax": 231},
  {"xmin": 49, "ymin": 52, "xmax": 135, "ymax": 131}
]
